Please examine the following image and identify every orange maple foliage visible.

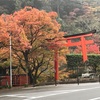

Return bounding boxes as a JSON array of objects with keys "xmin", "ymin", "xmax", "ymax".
[
  {"xmin": 0, "ymin": 7, "xmax": 67, "ymax": 83},
  {"xmin": 0, "ymin": 7, "xmax": 65, "ymax": 51}
]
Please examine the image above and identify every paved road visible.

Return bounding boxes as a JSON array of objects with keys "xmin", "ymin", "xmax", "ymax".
[{"xmin": 0, "ymin": 83, "xmax": 100, "ymax": 100}]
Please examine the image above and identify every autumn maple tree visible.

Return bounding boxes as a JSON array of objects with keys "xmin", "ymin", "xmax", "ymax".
[{"xmin": 0, "ymin": 6, "xmax": 66, "ymax": 85}]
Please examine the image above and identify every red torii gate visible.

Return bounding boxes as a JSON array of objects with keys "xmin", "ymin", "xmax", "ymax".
[
  {"xmin": 64, "ymin": 30, "xmax": 96, "ymax": 62},
  {"xmin": 52, "ymin": 30, "xmax": 96, "ymax": 85}
]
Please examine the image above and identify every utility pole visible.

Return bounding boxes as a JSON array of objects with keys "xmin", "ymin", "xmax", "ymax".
[{"xmin": 9, "ymin": 33, "xmax": 12, "ymax": 87}]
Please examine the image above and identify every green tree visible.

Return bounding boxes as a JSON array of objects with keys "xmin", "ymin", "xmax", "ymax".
[{"xmin": 0, "ymin": 0, "xmax": 15, "ymax": 14}]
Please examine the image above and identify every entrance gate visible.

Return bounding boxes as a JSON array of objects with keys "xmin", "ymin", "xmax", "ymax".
[{"xmin": 50, "ymin": 30, "xmax": 96, "ymax": 85}]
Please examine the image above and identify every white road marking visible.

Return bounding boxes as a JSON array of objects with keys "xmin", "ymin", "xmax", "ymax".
[
  {"xmin": 23, "ymin": 90, "xmax": 76, "ymax": 100},
  {"xmin": 0, "ymin": 95, "xmax": 27, "ymax": 98},
  {"xmin": 0, "ymin": 95, "xmax": 6, "ymax": 98},
  {"xmin": 89, "ymin": 97, "xmax": 100, "ymax": 100},
  {"xmin": 5, "ymin": 95, "xmax": 27, "ymax": 98}
]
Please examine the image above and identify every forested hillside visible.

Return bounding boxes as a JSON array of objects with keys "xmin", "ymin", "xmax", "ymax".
[{"xmin": 0, "ymin": 0, "xmax": 100, "ymax": 33}]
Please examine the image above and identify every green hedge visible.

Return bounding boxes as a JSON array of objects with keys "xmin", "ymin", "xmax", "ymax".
[
  {"xmin": 66, "ymin": 54, "xmax": 100, "ymax": 72},
  {"xmin": 66, "ymin": 54, "xmax": 83, "ymax": 69}
]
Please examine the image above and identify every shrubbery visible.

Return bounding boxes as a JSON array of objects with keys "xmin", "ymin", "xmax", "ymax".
[{"xmin": 66, "ymin": 54, "xmax": 100, "ymax": 74}]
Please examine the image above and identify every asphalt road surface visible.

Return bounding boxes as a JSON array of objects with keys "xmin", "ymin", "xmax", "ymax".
[{"xmin": 0, "ymin": 82, "xmax": 100, "ymax": 100}]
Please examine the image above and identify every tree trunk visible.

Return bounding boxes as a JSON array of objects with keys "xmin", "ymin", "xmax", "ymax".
[
  {"xmin": 32, "ymin": 75, "xmax": 37, "ymax": 86},
  {"xmin": 28, "ymin": 72, "xmax": 33, "ymax": 84},
  {"xmin": 28, "ymin": 70, "xmax": 38, "ymax": 86}
]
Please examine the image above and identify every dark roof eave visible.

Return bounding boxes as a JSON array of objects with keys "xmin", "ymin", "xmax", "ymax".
[{"xmin": 63, "ymin": 30, "xmax": 96, "ymax": 38}]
